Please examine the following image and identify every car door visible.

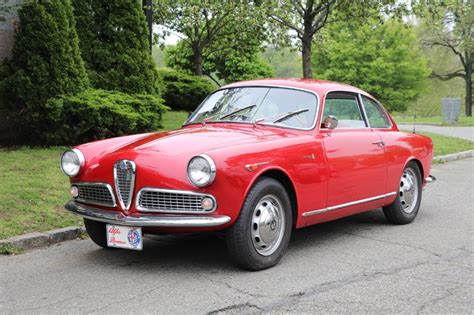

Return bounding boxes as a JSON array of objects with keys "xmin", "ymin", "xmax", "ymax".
[{"xmin": 320, "ymin": 92, "xmax": 387, "ymax": 208}]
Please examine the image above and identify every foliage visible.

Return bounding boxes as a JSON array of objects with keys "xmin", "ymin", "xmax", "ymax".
[
  {"xmin": 313, "ymin": 18, "xmax": 430, "ymax": 112},
  {"xmin": 264, "ymin": 0, "xmax": 410, "ymax": 78},
  {"xmin": 165, "ymin": 40, "xmax": 274, "ymax": 84},
  {"xmin": 154, "ymin": 0, "xmax": 267, "ymax": 80},
  {"xmin": 418, "ymin": 0, "xmax": 473, "ymax": 116},
  {"xmin": 72, "ymin": 0, "xmax": 160, "ymax": 95},
  {"xmin": 44, "ymin": 89, "xmax": 167, "ymax": 145},
  {"xmin": 0, "ymin": 0, "xmax": 88, "ymax": 144},
  {"xmin": 261, "ymin": 46, "xmax": 302, "ymax": 78},
  {"xmin": 158, "ymin": 68, "xmax": 214, "ymax": 111}
]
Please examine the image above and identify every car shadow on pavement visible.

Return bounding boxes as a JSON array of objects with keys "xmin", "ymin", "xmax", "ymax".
[{"xmin": 82, "ymin": 208, "xmax": 392, "ymax": 272}]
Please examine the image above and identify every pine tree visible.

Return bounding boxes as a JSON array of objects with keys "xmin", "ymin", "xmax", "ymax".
[
  {"xmin": 72, "ymin": 0, "xmax": 160, "ymax": 95},
  {"xmin": 0, "ymin": 0, "xmax": 89, "ymax": 143}
]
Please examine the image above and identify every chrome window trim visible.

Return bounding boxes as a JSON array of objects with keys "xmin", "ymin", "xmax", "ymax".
[
  {"xmin": 302, "ymin": 192, "xmax": 397, "ymax": 217},
  {"xmin": 114, "ymin": 160, "xmax": 136, "ymax": 212},
  {"xmin": 319, "ymin": 90, "xmax": 369, "ymax": 130},
  {"xmin": 135, "ymin": 187, "xmax": 218, "ymax": 214},
  {"xmin": 72, "ymin": 182, "xmax": 117, "ymax": 208},
  {"xmin": 359, "ymin": 94, "xmax": 393, "ymax": 130},
  {"xmin": 184, "ymin": 85, "xmax": 321, "ymax": 131},
  {"xmin": 187, "ymin": 154, "xmax": 217, "ymax": 187}
]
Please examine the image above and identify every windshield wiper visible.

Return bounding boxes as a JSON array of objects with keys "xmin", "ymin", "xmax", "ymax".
[
  {"xmin": 219, "ymin": 104, "xmax": 256, "ymax": 120},
  {"xmin": 272, "ymin": 108, "xmax": 309, "ymax": 124}
]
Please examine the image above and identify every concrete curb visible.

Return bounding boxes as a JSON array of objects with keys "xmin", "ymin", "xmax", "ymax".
[
  {"xmin": 433, "ymin": 150, "xmax": 474, "ymax": 163},
  {"xmin": 0, "ymin": 226, "xmax": 85, "ymax": 253}
]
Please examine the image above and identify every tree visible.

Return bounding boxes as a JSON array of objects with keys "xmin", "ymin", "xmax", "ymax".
[
  {"xmin": 71, "ymin": 0, "xmax": 160, "ymax": 95},
  {"xmin": 165, "ymin": 40, "xmax": 274, "ymax": 84},
  {"xmin": 0, "ymin": 0, "xmax": 88, "ymax": 144},
  {"xmin": 313, "ymin": 18, "xmax": 430, "ymax": 112},
  {"xmin": 265, "ymin": 0, "xmax": 406, "ymax": 78},
  {"xmin": 154, "ymin": 0, "xmax": 266, "ymax": 78},
  {"xmin": 421, "ymin": 1, "xmax": 473, "ymax": 116}
]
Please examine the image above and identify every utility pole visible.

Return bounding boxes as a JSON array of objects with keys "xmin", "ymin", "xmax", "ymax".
[{"xmin": 143, "ymin": 0, "xmax": 153, "ymax": 51}]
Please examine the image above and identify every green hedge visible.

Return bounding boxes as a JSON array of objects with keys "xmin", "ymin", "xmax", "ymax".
[
  {"xmin": 159, "ymin": 68, "xmax": 214, "ymax": 111},
  {"xmin": 44, "ymin": 89, "xmax": 168, "ymax": 145}
]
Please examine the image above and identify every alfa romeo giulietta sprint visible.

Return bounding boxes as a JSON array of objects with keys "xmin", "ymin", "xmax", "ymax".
[{"xmin": 61, "ymin": 79, "xmax": 435, "ymax": 270}]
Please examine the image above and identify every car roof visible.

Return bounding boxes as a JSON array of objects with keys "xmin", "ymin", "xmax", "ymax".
[{"xmin": 221, "ymin": 78, "xmax": 373, "ymax": 99}]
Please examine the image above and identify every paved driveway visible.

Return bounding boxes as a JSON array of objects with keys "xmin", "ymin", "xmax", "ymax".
[
  {"xmin": 1, "ymin": 158, "xmax": 473, "ymax": 313},
  {"xmin": 398, "ymin": 124, "xmax": 474, "ymax": 141}
]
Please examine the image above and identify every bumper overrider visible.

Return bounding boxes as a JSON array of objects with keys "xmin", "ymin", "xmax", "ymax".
[{"xmin": 65, "ymin": 200, "xmax": 231, "ymax": 227}]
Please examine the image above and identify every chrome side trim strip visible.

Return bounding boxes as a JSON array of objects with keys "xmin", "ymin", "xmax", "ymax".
[
  {"xmin": 135, "ymin": 187, "xmax": 217, "ymax": 213},
  {"xmin": 302, "ymin": 192, "xmax": 397, "ymax": 217},
  {"xmin": 65, "ymin": 201, "xmax": 230, "ymax": 227}
]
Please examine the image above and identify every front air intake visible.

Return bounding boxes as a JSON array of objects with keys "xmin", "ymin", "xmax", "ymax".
[{"xmin": 114, "ymin": 160, "xmax": 136, "ymax": 212}]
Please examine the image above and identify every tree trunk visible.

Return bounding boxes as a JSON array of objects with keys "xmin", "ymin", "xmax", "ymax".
[
  {"xmin": 192, "ymin": 48, "xmax": 203, "ymax": 76},
  {"xmin": 465, "ymin": 71, "xmax": 472, "ymax": 117},
  {"xmin": 301, "ymin": 37, "xmax": 313, "ymax": 78}
]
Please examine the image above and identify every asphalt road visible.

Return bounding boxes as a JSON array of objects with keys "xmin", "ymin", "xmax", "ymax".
[
  {"xmin": 398, "ymin": 124, "xmax": 474, "ymax": 142},
  {"xmin": 1, "ymin": 158, "xmax": 473, "ymax": 314}
]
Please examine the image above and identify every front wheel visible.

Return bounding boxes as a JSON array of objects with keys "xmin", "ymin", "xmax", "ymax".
[
  {"xmin": 383, "ymin": 161, "xmax": 422, "ymax": 224},
  {"xmin": 226, "ymin": 177, "xmax": 293, "ymax": 271}
]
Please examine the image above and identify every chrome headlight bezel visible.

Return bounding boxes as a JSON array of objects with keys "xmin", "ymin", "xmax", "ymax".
[
  {"xmin": 187, "ymin": 154, "xmax": 216, "ymax": 187},
  {"xmin": 60, "ymin": 149, "xmax": 85, "ymax": 177}
]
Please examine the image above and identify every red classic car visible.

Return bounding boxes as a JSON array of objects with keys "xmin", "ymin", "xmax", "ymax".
[{"xmin": 61, "ymin": 79, "xmax": 435, "ymax": 270}]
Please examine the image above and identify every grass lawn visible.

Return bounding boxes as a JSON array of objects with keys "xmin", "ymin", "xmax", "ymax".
[
  {"xmin": 0, "ymin": 111, "xmax": 472, "ymax": 241},
  {"xmin": 392, "ymin": 115, "xmax": 474, "ymax": 126},
  {"xmin": 418, "ymin": 131, "xmax": 474, "ymax": 157},
  {"xmin": 0, "ymin": 147, "xmax": 82, "ymax": 240}
]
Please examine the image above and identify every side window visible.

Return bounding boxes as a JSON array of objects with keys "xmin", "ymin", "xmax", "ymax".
[
  {"xmin": 361, "ymin": 96, "xmax": 390, "ymax": 128},
  {"xmin": 322, "ymin": 93, "xmax": 366, "ymax": 128}
]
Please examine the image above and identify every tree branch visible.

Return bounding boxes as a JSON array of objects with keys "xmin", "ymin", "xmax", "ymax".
[{"xmin": 431, "ymin": 69, "xmax": 466, "ymax": 81}]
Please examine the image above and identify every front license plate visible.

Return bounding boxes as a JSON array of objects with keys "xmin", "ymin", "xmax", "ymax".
[{"xmin": 106, "ymin": 225, "xmax": 143, "ymax": 250}]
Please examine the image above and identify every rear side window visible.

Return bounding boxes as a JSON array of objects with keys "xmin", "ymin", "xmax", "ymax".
[
  {"xmin": 361, "ymin": 96, "xmax": 391, "ymax": 128},
  {"xmin": 323, "ymin": 93, "xmax": 366, "ymax": 128}
]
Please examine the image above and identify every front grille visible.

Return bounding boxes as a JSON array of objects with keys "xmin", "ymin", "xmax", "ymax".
[
  {"xmin": 114, "ymin": 160, "xmax": 136, "ymax": 211},
  {"xmin": 136, "ymin": 188, "xmax": 216, "ymax": 213},
  {"xmin": 74, "ymin": 183, "xmax": 116, "ymax": 207}
]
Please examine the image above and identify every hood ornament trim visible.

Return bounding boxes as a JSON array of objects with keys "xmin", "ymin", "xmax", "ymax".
[{"xmin": 113, "ymin": 160, "xmax": 136, "ymax": 212}]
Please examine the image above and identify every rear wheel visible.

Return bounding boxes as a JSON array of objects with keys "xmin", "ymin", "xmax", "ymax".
[
  {"xmin": 226, "ymin": 177, "xmax": 292, "ymax": 271},
  {"xmin": 383, "ymin": 162, "xmax": 422, "ymax": 224},
  {"xmin": 84, "ymin": 218, "xmax": 109, "ymax": 248}
]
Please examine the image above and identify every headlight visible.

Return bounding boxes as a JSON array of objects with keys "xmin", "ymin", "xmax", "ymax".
[
  {"xmin": 61, "ymin": 149, "xmax": 85, "ymax": 177},
  {"xmin": 187, "ymin": 154, "xmax": 216, "ymax": 187}
]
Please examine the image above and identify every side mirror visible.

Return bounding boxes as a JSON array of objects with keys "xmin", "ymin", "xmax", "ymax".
[{"xmin": 323, "ymin": 115, "xmax": 338, "ymax": 129}]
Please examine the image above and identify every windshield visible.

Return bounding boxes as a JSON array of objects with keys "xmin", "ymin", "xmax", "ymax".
[{"xmin": 187, "ymin": 87, "xmax": 318, "ymax": 129}]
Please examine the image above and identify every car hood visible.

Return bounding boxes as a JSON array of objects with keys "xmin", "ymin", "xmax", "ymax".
[{"xmin": 97, "ymin": 124, "xmax": 293, "ymax": 157}]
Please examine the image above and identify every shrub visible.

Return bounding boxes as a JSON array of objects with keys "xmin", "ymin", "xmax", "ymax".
[
  {"xmin": 43, "ymin": 89, "xmax": 168, "ymax": 145},
  {"xmin": 72, "ymin": 0, "xmax": 161, "ymax": 95},
  {"xmin": 159, "ymin": 68, "xmax": 214, "ymax": 111},
  {"xmin": 0, "ymin": 0, "xmax": 89, "ymax": 144}
]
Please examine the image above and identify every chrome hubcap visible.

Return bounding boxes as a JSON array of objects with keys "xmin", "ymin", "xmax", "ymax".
[
  {"xmin": 399, "ymin": 168, "xmax": 418, "ymax": 214},
  {"xmin": 251, "ymin": 195, "xmax": 285, "ymax": 256}
]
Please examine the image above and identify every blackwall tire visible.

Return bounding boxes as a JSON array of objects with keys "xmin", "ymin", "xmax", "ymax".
[
  {"xmin": 226, "ymin": 177, "xmax": 293, "ymax": 271},
  {"xmin": 383, "ymin": 161, "xmax": 422, "ymax": 225}
]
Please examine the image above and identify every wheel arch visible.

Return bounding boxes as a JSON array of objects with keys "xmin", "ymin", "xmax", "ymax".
[
  {"xmin": 249, "ymin": 168, "xmax": 298, "ymax": 227},
  {"xmin": 406, "ymin": 158, "xmax": 424, "ymax": 183}
]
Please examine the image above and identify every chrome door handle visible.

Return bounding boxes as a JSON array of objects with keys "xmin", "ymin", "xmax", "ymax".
[{"xmin": 372, "ymin": 140, "xmax": 385, "ymax": 147}]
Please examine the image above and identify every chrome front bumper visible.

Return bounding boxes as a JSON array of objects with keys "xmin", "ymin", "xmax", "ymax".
[{"xmin": 65, "ymin": 200, "xmax": 231, "ymax": 227}]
